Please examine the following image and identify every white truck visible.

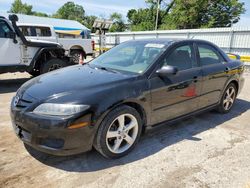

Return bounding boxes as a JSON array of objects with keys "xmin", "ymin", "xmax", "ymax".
[
  {"xmin": 0, "ymin": 15, "xmax": 71, "ymax": 76},
  {"xmin": 17, "ymin": 23, "xmax": 95, "ymax": 64}
]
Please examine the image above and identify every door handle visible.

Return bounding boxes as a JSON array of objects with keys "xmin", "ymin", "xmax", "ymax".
[{"xmin": 193, "ymin": 76, "xmax": 198, "ymax": 83}]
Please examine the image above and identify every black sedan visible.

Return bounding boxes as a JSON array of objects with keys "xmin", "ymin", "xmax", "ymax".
[{"xmin": 11, "ymin": 39, "xmax": 245, "ymax": 158}]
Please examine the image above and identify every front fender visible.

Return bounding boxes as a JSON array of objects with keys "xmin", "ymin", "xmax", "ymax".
[
  {"xmin": 28, "ymin": 47, "xmax": 66, "ymax": 71},
  {"xmin": 90, "ymin": 80, "xmax": 151, "ymax": 129}
]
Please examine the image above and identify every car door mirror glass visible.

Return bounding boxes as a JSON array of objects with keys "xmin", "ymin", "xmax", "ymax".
[{"xmin": 156, "ymin": 65, "xmax": 178, "ymax": 77}]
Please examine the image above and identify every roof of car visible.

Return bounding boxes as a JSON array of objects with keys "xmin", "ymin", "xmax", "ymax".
[{"xmin": 129, "ymin": 38, "xmax": 210, "ymax": 45}]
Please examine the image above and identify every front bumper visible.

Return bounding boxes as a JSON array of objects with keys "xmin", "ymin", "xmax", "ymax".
[{"xmin": 10, "ymin": 98, "xmax": 96, "ymax": 156}]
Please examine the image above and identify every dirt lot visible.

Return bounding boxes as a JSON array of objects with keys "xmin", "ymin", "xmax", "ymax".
[{"xmin": 1, "ymin": 71, "xmax": 250, "ymax": 188}]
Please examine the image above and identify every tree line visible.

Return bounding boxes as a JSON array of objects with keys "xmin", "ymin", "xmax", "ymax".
[{"xmin": 9, "ymin": 0, "xmax": 245, "ymax": 32}]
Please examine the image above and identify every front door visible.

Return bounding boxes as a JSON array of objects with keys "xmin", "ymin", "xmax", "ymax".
[
  {"xmin": 0, "ymin": 19, "xmax": 21, "ymax": 65},
  {"xmin": 149, "ymin": 43, "xmax": 203, "ymax": 125}
]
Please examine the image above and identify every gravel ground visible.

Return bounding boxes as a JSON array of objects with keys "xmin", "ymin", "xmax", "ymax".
[{"xmin": 0, "ymin": 71, "xmax": 250, "ymax": 188}]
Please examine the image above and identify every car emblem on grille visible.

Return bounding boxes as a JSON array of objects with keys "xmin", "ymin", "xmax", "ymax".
[{"xmin": 14, "ymin": 96, "xmax": 20, "ymax": 107}]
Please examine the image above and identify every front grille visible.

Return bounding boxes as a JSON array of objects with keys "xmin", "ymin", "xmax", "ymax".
[
  {"xmin": 14, "ymin": 93, "xmax": 35, "ymax": 109},
  {"xmin": 16, "ymin": 98, "xmax": 33, "ymax": 108}
]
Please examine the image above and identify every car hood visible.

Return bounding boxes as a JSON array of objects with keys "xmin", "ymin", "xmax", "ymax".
[{"xmin": 18, "ymin": 64, "xmax": 136, "ymax": 101}]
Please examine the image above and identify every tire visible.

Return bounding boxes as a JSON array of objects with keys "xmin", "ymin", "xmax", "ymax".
[
  {"xmin": 217, "ymin": 83, "xmax": 237, "ymax": 113},
  {"xmin": 40, "ymin": 58, "xmax": 68, "ymax": 74},
  {"xmin": 94, "ymin": 105, "xmax": 143, "ymax": 159},
  {"xmin": 70, "ymin": 50, "xmax": 85, "ymax": 64},
  {"xmin": 28, "ymin": 69, "xmax": 40, "ymax": 77}
]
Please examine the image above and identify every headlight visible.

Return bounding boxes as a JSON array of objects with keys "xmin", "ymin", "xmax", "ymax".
[{"xmin": 33, "ymin": 103, "xmax": 89, "ymax": 116}]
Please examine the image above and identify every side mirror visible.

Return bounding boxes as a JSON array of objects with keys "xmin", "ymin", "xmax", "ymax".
[{"xmin": 156, "ymin": 65, "xmax": 178, "ymax": 77}]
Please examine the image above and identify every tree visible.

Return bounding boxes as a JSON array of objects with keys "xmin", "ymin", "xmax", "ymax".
[
  {"xmin": 83, "ymin": 15, "xmax": 97, "ymax": 31},
  {"xmin": 204, "ymin": 0, "xmax": 245, "ymax": 27},
  {"xmin": 128, "ymin": 0, "xmax": 245, "ymax": 31},
  {"xmin": 10, "ymin": 0, "xmax": 33, "ymax": 15},
  {"xmin": 160, "ymin": 0, "xmax": 245, "ymax": 29},
  {"xmin": 33, "ymin": 12, "xmax": 49, "ymax": 17},
  {"xmin": 53, "ymin": 1, "xmax": 85, "ymax": 24},
  {"xmin": 109, "ymin": 13, "xmax": 126, "ymax": 32},
  {"xmin": 127, "ymin": 8, "xmax": 156, "ymax": 31}
]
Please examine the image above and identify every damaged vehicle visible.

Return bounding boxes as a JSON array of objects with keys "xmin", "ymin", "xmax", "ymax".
[
  {"xmin": 0, "ymin": 14, "xmax": 70, "ymax": 76},
  {"xmin": 10, "ymin": 39, "xmax": 245, "ymax": 158}
]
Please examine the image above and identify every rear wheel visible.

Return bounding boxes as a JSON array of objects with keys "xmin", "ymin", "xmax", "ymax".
[
  {"xmin": 217, "ymin": 83, "xmax": 237, "ymax": 113},
  {"xmin": 94, "ymin": 105, "xmax": 142, "ymax": 158},
  {"xmin": 70, "ymin": 50, "xmax": 85, "ymax": 64},
  {"xmin": 40, "ymin": 58, "xmax": 68, "ymax": 74}
]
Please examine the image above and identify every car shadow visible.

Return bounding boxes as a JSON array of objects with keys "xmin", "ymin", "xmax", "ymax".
[
  {"xmin": 25, "ymin": 98, "xmax": 250, "ymax": 172},
  {"xmin": 0, "ymin": 77, "xmax": 31, "ymax": 94}
]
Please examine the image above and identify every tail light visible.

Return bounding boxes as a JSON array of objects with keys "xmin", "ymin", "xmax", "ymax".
[{"xmin": 91, "ymin": 40, "xmax": 95, "ymax": 51}]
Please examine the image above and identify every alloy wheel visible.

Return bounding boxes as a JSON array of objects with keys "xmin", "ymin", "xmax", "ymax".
[
  {"xmin": 72, "ymin": 53, "xmax": 81, "ymax": 64},
  {"xmin": 106, "ymin": 114, "xmax": 139, "ymax": 154},
  {"xmin": 223, "ymin": 86, "xmax": 236, "ymax": 111}
]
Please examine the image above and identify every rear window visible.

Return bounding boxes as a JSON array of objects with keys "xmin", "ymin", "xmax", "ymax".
[
  {"xmin": 19, "ymin": 26, "xmax": 51, "ymax": 37},
  {"xmin": 19, "ymin": 26, "xmax": 34, "ymax": 36},
  {"xmin": 35, "ymin": 27, "xmax": 51, "ymax": 37},
  {"xmin": 86, "ymin": 30, "xmax": 91, "ymax": 39},
  {"xmin": 80, "ymin": 30, "xmax": 91, "ymax": 39},
  {"xmin": 57, "ymin": 33, "xmax": 76, "ymax": 38}
]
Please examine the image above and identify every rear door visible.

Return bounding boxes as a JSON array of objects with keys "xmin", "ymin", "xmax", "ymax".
[
  {"xmin": 149, "ymin": 42, "xmax": 203, "ymax": 125},
  {"xmin": 196, "ymin": 42, "xmax": 230, "ymax": 108}
]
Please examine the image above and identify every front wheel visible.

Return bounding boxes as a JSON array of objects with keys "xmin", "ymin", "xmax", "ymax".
[
  {"xmin": 28, "ymin": 69, "xmax": 40, "ymax": 77},
  {"xmin": 217, "ymin": 83, "xmax": 237, "ymax": 113},
  {"xmin": 94, "ymin": 105, "xmax": 143, "ymax": 159},
  {"xmin": 40, "ymin": 58, "xmax": 68, "ymax": 74}
]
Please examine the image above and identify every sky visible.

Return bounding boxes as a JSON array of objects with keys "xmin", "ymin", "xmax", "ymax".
[{"xmin": 0, "ymin": 0, "xmax": 249, "ymax": 26}]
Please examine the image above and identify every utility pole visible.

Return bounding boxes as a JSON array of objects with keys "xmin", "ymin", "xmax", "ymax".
[{"xmin": 155, "ymin": 0, "xmax": 160, "ymax": 30}]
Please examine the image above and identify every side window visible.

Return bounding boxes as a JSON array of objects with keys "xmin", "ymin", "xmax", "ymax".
[
  {"xmin": 35, "ymin": 27, "xmax": 51, "ymax": 37},
  {"xmin": 198, "ymin": 44, "xmax": 223, "ymax": 66},
  {"xmin": 57, "ymin": 33, "xmax": 76, "ymax": 38},
  {"xmin": 19, "ymin": 26, "xmax": 33, "ymax": 36},
  {"xmin": 0, "ymin": 20, "xmax": 11, "ymax": 38},
  {"xmin": 163, "ymin": 45, "xmax": 196, "ymax": 71}
]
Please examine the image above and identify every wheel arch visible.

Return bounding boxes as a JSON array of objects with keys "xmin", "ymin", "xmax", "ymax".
[
  {"xmin": 70, "ymin": 46, "xmax": 85, "ymax": 53},
  {"xmin": 223, "ymin": 77, "xmax": 239, "ymax": 97},
  {"xmin": 121, "ymin": 102, "xmax": 147, "ymax": 126},
  {"xmin": 94, "ymin": 100, "xmax": 148, "ymax": 132},
  {"xmin": 28, "ymin": 47, "xmax": 65, "ymax": 72},
  {"xmin": 229, "ymin": 80, "xmax": 239, "ymax": 95}
]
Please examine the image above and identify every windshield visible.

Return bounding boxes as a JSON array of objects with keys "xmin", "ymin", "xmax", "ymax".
[{"xmin": 90, "ymin": 41, "xmax": 166, "ymax": 74}]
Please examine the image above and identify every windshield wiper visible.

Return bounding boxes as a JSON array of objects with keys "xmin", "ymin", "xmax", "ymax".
[{"xmin": 94, "ymin": 65, "xmax": 119, "ymax": 74}]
